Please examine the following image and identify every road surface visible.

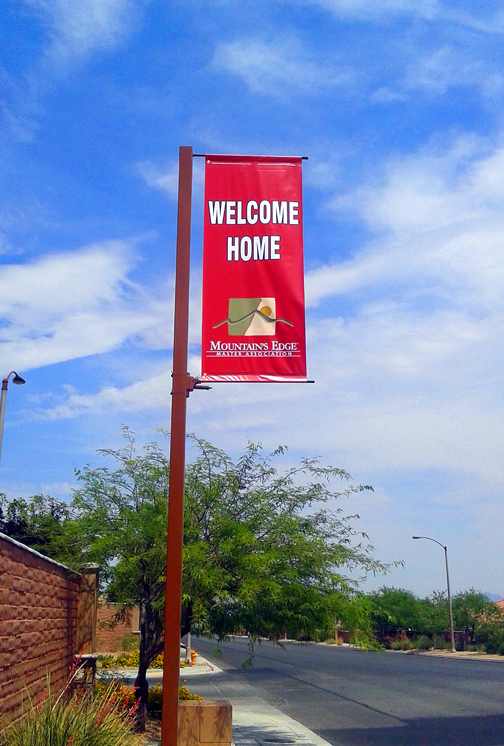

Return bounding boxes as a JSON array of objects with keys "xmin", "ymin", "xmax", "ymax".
[{"xmin": 192, "ymin": 636, "xmax": 504, "ymax": 746}]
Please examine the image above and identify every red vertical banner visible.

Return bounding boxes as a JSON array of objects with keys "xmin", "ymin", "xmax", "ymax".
[{"xmin": 201, "ymin": 155, "xmax": 307, "ymax": 382}]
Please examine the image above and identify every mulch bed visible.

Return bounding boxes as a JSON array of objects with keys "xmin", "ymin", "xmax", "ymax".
[{"xmin": 145, "ymin": 716, "xmax": 162, "ymax": 741}]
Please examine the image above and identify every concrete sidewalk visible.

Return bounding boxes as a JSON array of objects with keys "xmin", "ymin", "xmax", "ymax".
[{"xmin": 138, "ymin": 651, "xmax": 332, "ymax": 746}]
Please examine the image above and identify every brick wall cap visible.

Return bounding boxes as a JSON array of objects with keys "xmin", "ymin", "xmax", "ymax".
[{"xmin": 0, "ymin": 532, "xmax": 81, "ymax": 577}]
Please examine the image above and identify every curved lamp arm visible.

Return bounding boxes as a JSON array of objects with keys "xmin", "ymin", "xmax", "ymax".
[{"xmin": 412, "ymin": 535, "xmax": 456, "ymax": 652}]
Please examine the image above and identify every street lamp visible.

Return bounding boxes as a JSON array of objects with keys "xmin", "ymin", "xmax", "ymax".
[
  {"xmin": 412, "ymin": 535, "xmax": 456, "ymax": 652},
  {"xmin": 0, "ymin": 371, "xmax": 26, "ymax": 465}
]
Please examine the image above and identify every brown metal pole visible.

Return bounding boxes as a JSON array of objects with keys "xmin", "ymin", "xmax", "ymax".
[{"xmin": 161, "ymin": 146, "xmax": 193, "ymax": 746}]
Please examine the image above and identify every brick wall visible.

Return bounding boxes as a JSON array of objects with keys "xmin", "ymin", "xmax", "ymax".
[
  {"xmin": 96, "ymin": 602, "xmax": 140, "ymax": 652},
  {"xmin": 0, "ymin": 533, "xmax": 97, "ymax": 721}
]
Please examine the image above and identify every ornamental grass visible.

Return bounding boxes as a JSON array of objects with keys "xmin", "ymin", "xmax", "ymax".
[{"xmin": 0, "ymin": 681, "xmax": 144, "ymax": 746}]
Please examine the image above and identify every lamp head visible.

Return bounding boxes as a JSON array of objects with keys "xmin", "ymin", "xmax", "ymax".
[
  {"xmin": 412, "ymin": 536, "xmax": 420, "ymax": 540},
  {"xmin": 12, "ymin": 373, "xmax": 25, "ymax": 385}
]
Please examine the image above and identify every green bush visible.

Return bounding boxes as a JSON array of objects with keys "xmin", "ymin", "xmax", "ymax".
[
  {"xmin": 414, "ymin": 635, "xmax": 432, "ymax": 650},
  {"xmin": 121, "ymin": 634, "xmax": 140, "ymax": 653},
  {"xmin": 485, "ymin": 637, "xmax": 504, "ymax": 655},
  {"xmin": 95, "ymin": 681, "xmax": 203, "ymax": 721},
  {"xmin": 466, "ymin": 644, "xmax": 485, "ymax": 653},
  {"xmin": 390, "ymin": 632, "xmax": 413, "ymax": 651},
  {"xmin": 97, "ymin": 652, "xmax": 165, "ymax": 669},
  {"xmin": 0, "ymin": 682, "xmax": 142, "ymax": 746},
  {"xmin": 146, "ymin": 685, "xmax": 203, "ymax": 719}
]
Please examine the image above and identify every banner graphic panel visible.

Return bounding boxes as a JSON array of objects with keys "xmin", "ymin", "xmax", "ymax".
[{"xmin": 201, "ymin": 155, "xmax": 307, "ymax": 382}]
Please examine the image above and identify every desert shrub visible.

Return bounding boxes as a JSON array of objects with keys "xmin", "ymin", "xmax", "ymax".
[
  {"xmin": 121, "ymin": 634, "xmax": 140, "ymax": 653},
  {"xmin": 466, "ymin": 644, "xmax": 485, "ymax": 653},
  {"xmin": 0, "ymin": 682, "xmax": 142, "ymax": 746},
  {"xmin": 146, "ymin": 685, "xmax": 203, "ymax": 719},
  {"xmin": 95, "ymin": 682, "xmax": 203, "ymax": 721},
  {"xmin": 390, "ymin": 632, "xmax": 413, "ymax": 651},
  {"xmin": 147, "ymin": 685, "xmax": 163, "ymax": 718},
  {"xmin": 484, "ymin": 636, "xmax": 504, "ymax": 655},
  {"xmin": 179, "ymin": 686, "xmax": 203, "ymax": 701},
  {"xmin": 97, "ymin": 652, "xmax": 165, "ymax": 669},
  {"xmin": 414, "ymin": 635, "xmax": 432, "ymax": 650},
  {"xmin": 434, "ymin": 636, "xmax": 449, "ymax": 650}
]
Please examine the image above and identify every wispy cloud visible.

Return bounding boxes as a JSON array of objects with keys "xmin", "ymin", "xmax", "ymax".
[
  {"xmin": 213, "ymin": 34, "xmax": 352, "ymax": 98},
  {"xmin": 292, "ymin": 0, "xmax": 441, "ymax": 22},
  {"xmin": 24, "ymin": 0, "xmax": 143, "ymax": 63},
  {"xmin": 35, "ymin": 369, "xmax": 171, "ymax": 419},
  {"xmin": 1, "ymin": 0, "xmax": 144, "ymax": 143},
  {"xmin": 136, "ymin": 159, "xmax": 180, "ymax": 199},
  {"xmin": 0, "ymin": 238, "xmax": 169, "ymax": 371},
  {"xmin": 136, "ymin": 158, "xmax": 205, "ymax": 201},
  {"xmin": 288, "ymin": 0, "xmax": 504, "ymax": 32},
  {"xmin": 309, "ymin": 134, "xmax": 504, "ymax": 302}
]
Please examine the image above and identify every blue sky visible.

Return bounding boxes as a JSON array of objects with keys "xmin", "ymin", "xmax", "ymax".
[{"xmin": 2, "ymin": 0, "xmax": 504, "ymax": 598}]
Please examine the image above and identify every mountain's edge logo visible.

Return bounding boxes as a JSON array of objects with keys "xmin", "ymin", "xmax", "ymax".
[{"xmin": 213, "ymin": 298, "xmax": 293, "ymax": 336}]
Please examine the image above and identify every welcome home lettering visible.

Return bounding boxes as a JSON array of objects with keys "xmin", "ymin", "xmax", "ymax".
[{"xmin": 208, "ymin": 200, "xmax": 299, "ymax": 262}]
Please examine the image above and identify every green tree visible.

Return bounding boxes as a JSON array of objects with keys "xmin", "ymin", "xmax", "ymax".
[
  {"xmin": 369, "ymin": 587, "xmax": 425, "ymax": 637},
  {"xmin": 68, "ymin": 430, "xmax": 170, "ymax": 724},
  {"xmin": 181, "ymin": 437, "xmax": 386, "ymax": 644},
  {"xmin": 420, "ymin": 591, "xmax": 451, "ymax": 646},
  {"xmin": 0, "ymin": 493, "xmax": 72, "ymax": 562},
  {"xmin": 452, "ymin": 589, "xmax": 503, "ymax": 646}
]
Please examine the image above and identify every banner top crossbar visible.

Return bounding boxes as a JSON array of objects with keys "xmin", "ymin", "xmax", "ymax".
[{"xmin": 193, "ymin": 153, "xmax": 309, "ymax": 159}]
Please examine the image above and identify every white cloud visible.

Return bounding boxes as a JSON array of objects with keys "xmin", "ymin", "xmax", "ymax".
[
  {"xmin": 213, "ymin": 35, "xmax": 352, "ymax": 98},
  {"xmin": 0, "ymin": 1, "xmax": 143, "ymax": 142},
  {"xmin": 294, "ymin": 0, "xmax": 441, "ymax": 21},
  {"xmin": 136, "ymin": 160, "xmax": 180, "ymax": 199},
  {"xmin": 136, "ymin": 158, "xmax": 205, "ymax": 201},
  {"xmin": 24, "ymin": 0, "xmax": 142, "ymax": 62},
  {"xmin": 287, "ymin": 0, "xmax": 504, "ymax": 33},
  {"xmin": 0, "ymin": 480, "xmax": 76, "ymax": 500},
  {"xmin": 0, "ymin": 239, "xmax": 170, "ymax": 371},
  {"xmin": 37, "ymin": 370, "xmax": 171, "ymax": 419},
  {"xmin": 311, "ymin": 135, "xmax": 504, "ymax": 303}
]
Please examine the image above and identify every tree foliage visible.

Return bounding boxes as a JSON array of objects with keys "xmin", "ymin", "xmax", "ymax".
[
  {"xmin": 452, "ymin": 589, "xmax": 504, "ymax": 644},
  {"xmin": 369, "ymin": 586, "xmax": 504, "ymax": 649},
  {"xmin": 181, "ymin": 436, "xmax": 387, "ymax": 643},
  {"xmin": 68, "ymin": 430, "xmax": 170, "ymax": 722},
  {"xmin": 369, "ymin": 587, "xmax": 425, "ymax": 636},
  {"xmin": 0, "ymin": 493, "xmax": 71, "ymax": 562}
]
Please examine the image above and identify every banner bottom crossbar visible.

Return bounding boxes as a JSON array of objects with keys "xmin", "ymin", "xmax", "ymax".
[{"xmin": 201, "ymin": 375, "xmax": 313, "ymax": 383}]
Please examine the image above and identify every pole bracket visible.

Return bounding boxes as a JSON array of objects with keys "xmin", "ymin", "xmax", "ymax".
[{"xmin": 186, "ymin": 374, "xmax": 212, "ymax": 397}]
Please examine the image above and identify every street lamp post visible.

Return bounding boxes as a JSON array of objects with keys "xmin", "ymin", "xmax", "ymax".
[
  {"xmin": 412, "ymin": 535, "xmax": 456, "ymax": 652},
  {"xmin": 0, "ymin": 371, "xmax": 26, "ymax": 465}
]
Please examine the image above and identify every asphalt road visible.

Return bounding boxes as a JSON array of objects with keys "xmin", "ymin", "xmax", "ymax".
[{"xmin": 192, "ymin": 637, "xmax": 504, "ymax": 746}]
